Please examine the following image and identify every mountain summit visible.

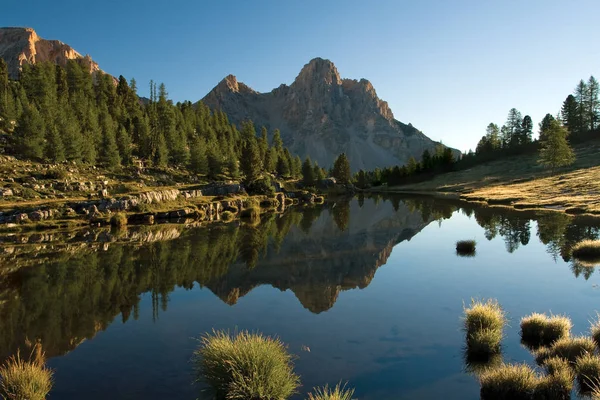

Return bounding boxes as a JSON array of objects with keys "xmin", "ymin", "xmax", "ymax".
[
  {"xmin": 202, "ymin": 57, "xmax": 457, "ymax": 171},
  {"xmin": 0, "ymin": 27, "xmax": 105, "ymax": 79}
]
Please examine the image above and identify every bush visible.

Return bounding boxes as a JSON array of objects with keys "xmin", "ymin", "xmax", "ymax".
[
  {"xmin": 221, "ymin": 211, "xmax": 234, "ymax": 222},
  {"xmin": 536, "ymin": 336, "xmax": 596, "ymax": 364},
  {"xmin": 572, "ymin": 240, "xmax": 600, "ymax": 263},
  {"xmin": 307, "ymin": 382, "xmax": 355, "ymax": 400},
  {"xmin": 456, "ymin": 240, "xmax": 476, "ymax": 256},
  {"xmin": 0, "ymin": 343, "xmax": 53, "ymax": 400},
  {"xmin": 464, "ymin": 299, "xmax": 506, "ymax": 334},
  {"xmin": 246, "ymin": 177, "xmax": 276, "ymax": 196},
  {"xmin": 110, "ymin": 212, "xmax": 128, "ymax": 227},
  {"xmin": 576, "ymin": 353, "xmax": 600, "ymax": 393},
  {"xmin": 520, "ymin": 313, "xmax": 572, "ymax": 348},
  {"xmin": 479, "ymin": 363, "xmax": 538, "ymax": 400},
  {"xmin": 193, "ymin": 330, "xmax": 299, "ymax": 400}
]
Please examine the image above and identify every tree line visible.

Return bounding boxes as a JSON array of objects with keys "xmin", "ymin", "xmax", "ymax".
[{"xmin": 0, "ymin": 59, "xmax": 304, "ymax": 189}]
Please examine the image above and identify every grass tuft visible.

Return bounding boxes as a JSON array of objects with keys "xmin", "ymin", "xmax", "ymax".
[
  {"xmin": 479, "ymin": 363, "xmax": 538, "ymax": 400},
  {"xmin": 193, "ymin": 330, "xmax": 300, "ymax": 400},
  {"xmin": 520, "ymin": 313, "xmax": 571, "ymax": 348},
  {"xmin": 591, "ymin": 313, "xmax": 600, "ymax": 349},
  {"xmin": 307, "ymin": 382, "xmax": 355, "ymax": 400},
  {"xmin": 456, "ymin": 240, "xmax": 477, "ymax": 256},
  {"xmin": 572, "ymin": 240, "xmax": 600, "ymax": 264},
  {"xmin": 467, "ymin": 328, "xmax": 503, "ymax": 357},
  {"xmin": 109, "ymin": 212, "xmax": 128, "ymax": 227},
  {"xmin": 464, "ymin": 299, "xmax": 506, "ymax": 334},
  {"xmin": 220, "ymin": 210, "xmax": 235, "ymax": 222},
  {"xmin": 576, "ymin": 353, "xmax": 600, "ymax": 393},
  {"xmin": 536, "ymin": 336, "xmax": 596, "ymax": 365},
  {"xmin": 0, "ymin": 343, "xmax": 53, "ymax": 400}
]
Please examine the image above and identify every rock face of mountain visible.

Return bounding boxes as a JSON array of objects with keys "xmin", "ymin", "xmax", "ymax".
[
  {"xmin": 202, "ymin": 58, "xmax": 457, "ymax": 171},
  {"xmin": 0, "ymin": 27, "xmax": 104, "ymax": 79}
]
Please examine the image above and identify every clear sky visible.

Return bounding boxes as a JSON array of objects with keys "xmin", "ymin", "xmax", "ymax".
[{"xmin": 3, "ymin": 0, "xmax": 599, "ymax": 151}]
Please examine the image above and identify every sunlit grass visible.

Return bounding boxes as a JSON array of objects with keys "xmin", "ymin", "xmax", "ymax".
[
  {"xmin": 572, "ymin": 240, "xmax": 600, "ymax": 265},
  {"xmin": 576, "ymin": 353, "xmax": 600, "ymax": 393},
  {"xmin": 479, "ymin": 363, "xmax": 538, "ymax": 400},
  {"xmin": 307, "ymin": 382, "xmax": 355, "ymax": 400},
  {"xmin": 0, "ymin": 343, "xmax": 53, "ymax": 400},
  {"xmin": 463, "ymin": 299, "xmax": 506, "ymax": 334},
  {"xmin": 591, "ymin": 313, "xmax": 600, "ymax": 349},
  {"xmin": 467, "ymin": 328, "xmax": 503, "ymax": 357},
  {"xmin": 456, "ymin": 240, "xmax": 476, "ymax": 256},
  {"xmin": 536, "ymin": 336, "xmax": 596, "ymax": 365},
  {"xmin": 520, "ymin": 313, "xmax": 572, "ymax": 348},
  {"xmin": 193, "ymin": 330, "xmax": 299, "ymax": 400}
]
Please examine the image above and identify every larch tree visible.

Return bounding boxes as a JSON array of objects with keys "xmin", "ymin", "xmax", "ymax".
[
  {"xmin": 332, "ymin": 153, "xmax": 351, "ymax": 184},
  {"xmin": 538, "ymin": 120, "xmax": 575, "ymax": 174}
]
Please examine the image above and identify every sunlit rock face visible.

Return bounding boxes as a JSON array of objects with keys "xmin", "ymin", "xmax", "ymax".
[
  {"xmin": 0, "ymin": 27, "xmax": 108, "ymax": 80},
  {"xmin": 201, "ymin": 57, "xmax": 459, "ymax": 171}
]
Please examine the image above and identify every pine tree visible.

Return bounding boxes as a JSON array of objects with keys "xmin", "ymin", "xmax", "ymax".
[
  {"xmin": 313, "ymin": 161, "xmax": 325, "ymax": 182},
  {"xmin": 301, "ymin": 157, "xmax": 315, "ymax": 186},
  {"xmin": 265, "ymin": 147, "xmax": 277, "ymax": 173},
  {"xmin": 538, "ymin": 114, "xmax": 556, "ymax": 142},
  {"xmin": 292, "ymin": 155, "xmax": 302, "ymax": 178},
  {"xmin": 538, "ymin": 120, "xmax": 575, "ymax": 174},
  {"xmin": 259, "ymin": 126, "xmax": 268, "ymax": 167},
  {"xmin": 16, "ymin": 105, "xmax": 46, "ymax": 160},
  {"xmin": 332, "ymin": 153, "xmax": 351, "ymax": 184},
  {"xmin": 45, "ymin": 124, "xmax": 66, "ymax": 162},
  {"xmin": 520, "ymin": 115, "xmax": 533, "ymax": 144},
  {"xmin": 189, "ymin": 138, "xmax": 208, "ymax": 175},
  {"xmin": 272, "ymin": 128, "xmax": 283, "ymax": 153},
  {"xmin": 574, "ymin": 80, "xmax": 589, "ymax": 133},
  {"xmin": 506, "ymin": 108, "xmax": 523, "ymax": 148},
  {"xmin": 117, "ymin": 127, "xmax": 133, "ymax": 165},
  {"xmin": 240, "ymin": 139, "xmax": 262, "ymax": 184},
  {"xmin": 355, "ymin": 169, "xmax": 367, "ymax": 188},
  {"xmin": 99, "ymin": 111, "xmax": 121, "ymax": 168},
  {"xmin": 561, "ymin": 95, "xmax": 579, "ymax": 135},
  {"xmin": 276, "ymin": 154, "xmax": 290, "ymax": 177},
  {"xmin": 585, "ymin": 76, "xmax": 599, "ymax": 131}
]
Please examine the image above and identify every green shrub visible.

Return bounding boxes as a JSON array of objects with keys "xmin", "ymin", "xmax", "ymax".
[
  {"xmin": 193, "ymin": 330, "xmax": 299, "ymax": 400},
  {"xmin": 221, "ymin": 211, "xmax": 234, "ymax": 222},
  {"xmin": 464, "ymin": 299, "xmax": 506, "ymax": 334},
  {"xmin": 576, "ymin": 353, "xmax": 600, "ymax": 393},
  {"xmin": 307, "ymin": 382, "xmax": 355, "ymax": 400},
  {"xmin": 110, "ymin": 212, "xmax": 128, "ymax": 227},
  {"xmin": 572, "ymin": 240, "xmax": 600, "ymax": 263},
  {"xmin": 0, "ymin": 343, "xmax": 53, "ymax": 400},
  {"xmin": 467, "ymin": 328, "xmax": 503, "ymax": 357},
  {"xmin": 246, "ymin": 177, "xmax": 276, "ymax": 196},
  {"xmin": 456, "ymin": 240, "xmax": 476, "ymax": 256},
  {"xmin": 520, "ymin": 313, "xmax": 571, "ymax": 348},
  {"xmin": 536, "ymin": 336, "xmax": 596, "ymax": 365},
  {"xmin": 479, "ymin": 363, "xmax": 538, "ymax": 400}
]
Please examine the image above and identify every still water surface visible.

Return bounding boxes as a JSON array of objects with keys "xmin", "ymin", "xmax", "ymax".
[{"xmin": 1, "ymin": 196, "xmax": 600, "ymax": 399}]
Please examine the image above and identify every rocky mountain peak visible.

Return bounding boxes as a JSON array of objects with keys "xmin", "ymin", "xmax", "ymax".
[
  {"xmin": 215, "ymin": 74, "xmax": 256, "ymax": 95},
  {"xmin": 293, "ymin": 57, "xmax": 342, "ymax": 88}
]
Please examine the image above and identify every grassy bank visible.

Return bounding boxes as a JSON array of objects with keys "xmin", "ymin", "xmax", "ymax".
[{"xmin": 379, "ymin": 140, "xmax": 600, "ymax": 215}]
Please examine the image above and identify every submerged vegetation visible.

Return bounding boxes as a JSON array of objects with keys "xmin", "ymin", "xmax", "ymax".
[{"xmin": 0, "ymin": 343, "xmax": 53, "ymax": 400}]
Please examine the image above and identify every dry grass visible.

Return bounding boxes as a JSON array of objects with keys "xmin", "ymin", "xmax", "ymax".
[
  {"xmin": 384, "ymin": 140, "xmax": 600, "ymax": 215},
  {"xmin": 0, "ymin": 343, "xmax": 53, "ymax": 400},
  {"xmin": 464, "ymin": 299, "xmax": 506, "ymax": 334},
  {"xmin": 307, "ymin": 382, "xmax": 355, "ymax": 400},
  {"xmin": 479, "ymin": 363, "xmax": 538, "ymax": 400},
  {"xmin": 572, "ymin": 240, "xmax": 600, "ymax": 264},
  {"xmin": 591, "ymin": 313, "xmax": 600, "ymax": 349},
  {"xmin": 536, "ymin": 336, "xmax": 596, "ymax": 365},
  {"xmin": 576, "ymin": 353, "xmax": 600, "ymax": 393},
  {"xmin": 520, "ymin": 313, "xmax": 572, "ymax": 348},
  {"xmin": 467, "ymin": 328, "xmax": 503, "ymax": 357},
  {"xmin": 193, "ymin": 330, "xmax": 299, "ymax": 400}
]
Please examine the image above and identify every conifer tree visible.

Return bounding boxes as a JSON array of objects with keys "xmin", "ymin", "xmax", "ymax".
[
  {"xmin": 45, "ymin": 125, "xmax": 66, "ymax": 162},
  {"xmin": 240, "ymin": 139, "xmax": 262, "ymax": 184},
  {"xmin": 189, "ymin": 137, "xmax": 208, "ymax": 175},
  {"xmin": 117, "ymin": 127, "xmax": 133, "ymax": 165},
  {"xmin": 16, "ymin": 105, "xmax": 46, "ymax": 160},
  {"xmin": 301, "ymin": 157, "xmax": 315, "ymax": 186},
  {"xmin": 276, "ymin": 154, "xmax": 290, "ymax": 177},
  {"xmin": 313, "ymin": 161, "xmax": 325, "ymax": 182},
  {"xmin": 538, "ymin": 120, "xmax": 575, "ymax": 174},
  {"xmin": 561, "ymin": 95, "xmax": 579, "ymax": 135},
  {"xmin": 332, "ymin": 153, "xmax": 351, "ymax": 184},
  {"xmin": 585, "ymin": 76, "xmax": 599, "ymax": 130}
]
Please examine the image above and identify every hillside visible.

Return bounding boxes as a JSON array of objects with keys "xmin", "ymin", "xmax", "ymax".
[
  {"xmin": 201, "ymin": 57, "xmax": 459, "ymax": 171},
  {"xmin": 385, "ymin": 140, "xmax": 600, "ymax": 215}
]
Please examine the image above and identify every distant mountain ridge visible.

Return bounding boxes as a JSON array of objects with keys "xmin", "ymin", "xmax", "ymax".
[
  {"xmin": 201, "ymin": 57, "xmax": 459, "ymax": 171},
  {"xmin": 0, "ymin": 27, "xmax": 108, "ymax": 80}
]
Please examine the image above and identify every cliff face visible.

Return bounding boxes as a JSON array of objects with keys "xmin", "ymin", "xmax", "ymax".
[
  {"xmin": 202, "ymin": 58, "xmax": 459, "ymax": 171},
  {"xmin": 0, "ymin": 27, "xmax": 104, "ymax": 80}
]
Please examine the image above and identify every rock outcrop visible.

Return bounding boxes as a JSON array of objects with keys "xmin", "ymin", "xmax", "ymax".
[
  {"xmin": 0, "ymin": 27, "xmax": 107, "ymax": 80},
  {"xmin": 201, "ymin": 57, "xmax": 459, "ymax": 171}
]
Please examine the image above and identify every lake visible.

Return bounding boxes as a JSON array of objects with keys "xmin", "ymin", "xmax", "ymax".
[{"xmin": 1, "ymin": 195, "xmax": 600, "ymax": 399}]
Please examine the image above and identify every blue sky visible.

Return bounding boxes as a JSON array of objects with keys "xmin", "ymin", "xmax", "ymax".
[{"xmin": 3, "ymin": 0, "xmax": 599, "ymax": 151}]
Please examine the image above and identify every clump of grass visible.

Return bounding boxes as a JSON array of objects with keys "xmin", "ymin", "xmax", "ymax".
[
  {"xmin": 536, "ymin": 336, "xmax": 596, "ymax": 365},
  {"xmin": 576, "ymin": 353, "xmax": 600, "ymax": 393},
  {"xmin": 572, "ymin": 240, "xmax": 600, "ymax": 264},
  {"xmin": 591, "ymin": 313, "xmax": 600, "ymax": 349},
  {"xmin": 535, "ymin": 363, "xmax": 574, "ymax": 400},
  {"xmin": 110, "ymin": 212, "xmax": 128, "ymax": 227},
  {"xmin": 240, "ymin": 207, "xmax": 260, "ymax": 220},
  {"xmin": 479, "ymin": 363, "xmax": 538, "ymax": 400},
  {"xmin": 220, "ymin": 210, "xmax": 235, "ymax": 222},
  {"xmin": 307, "ymin": 382, "xmax": 355, "ymax": 400},
  {"xmin": 464, "ymin": 299, "xmax": 506, "ymax": 334},
  {"xmin": 464, "ymin": 351, "xmax": 503, "ymax": 377},
  {"xmin": 467, "ymin": 328, "xmax": 503, "ymax": 357},
  {"xmin": 520, "ymin": 313, "xmax": 572, "ymax": 348},
  {"xmin": 456, "ymin": 239, "xmax": 477, "ymax": 256},
  {"xmin": 193, "ymin": 330, "xmax": 299, "ymax": 400},
  {"xmin": 0, "ymin": 343, "xmax": 53, "ymax": 400}
]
